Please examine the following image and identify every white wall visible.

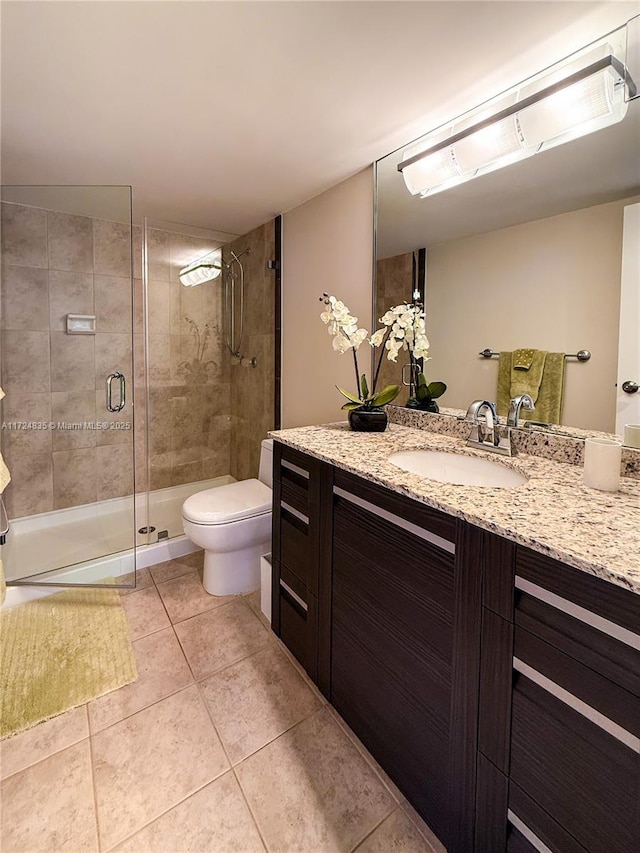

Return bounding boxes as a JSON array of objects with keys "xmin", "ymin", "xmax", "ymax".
[{"xmin": 282, "ymin": 168, "xmax": 374, "ymax": 428}]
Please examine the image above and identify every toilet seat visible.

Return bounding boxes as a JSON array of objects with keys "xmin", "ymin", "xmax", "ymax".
[{"xmin": 182, "ymin": 479, "xmax": 271, "ymax": 526}]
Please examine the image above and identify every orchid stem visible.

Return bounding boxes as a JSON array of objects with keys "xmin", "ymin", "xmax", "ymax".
[
  {"xmin": 351, "ymin": 347, "xmax": 361, "ymax": 401},
  {"xmin": 371, "ymin": 327, "xmax": 392, "ymax": 396}
]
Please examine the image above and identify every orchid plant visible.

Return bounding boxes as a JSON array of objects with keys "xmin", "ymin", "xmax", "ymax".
[{"xmin": 319, "ymin": 293, "xmax": 431, "ymax": 412}]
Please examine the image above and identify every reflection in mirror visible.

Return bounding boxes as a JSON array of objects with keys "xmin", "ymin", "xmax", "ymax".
[{"xmin": 375, "ymin": 23, "xmax": 640, "ymax": 436}]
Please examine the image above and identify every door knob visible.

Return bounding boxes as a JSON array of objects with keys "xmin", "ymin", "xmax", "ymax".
[{"xmin": 622, "ymin": 380, "xmax": 639, "ymax": 394}]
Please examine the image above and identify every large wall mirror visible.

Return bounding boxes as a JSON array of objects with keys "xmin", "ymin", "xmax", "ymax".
[{"xmin": 374, "ymin": 25, "xmax": 640, "ymax": 436}]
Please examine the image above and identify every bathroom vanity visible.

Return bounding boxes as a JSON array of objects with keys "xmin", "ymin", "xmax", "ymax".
[{"xmin": 269, "ymin": 422, "xmax": 640, "ymax": 853}]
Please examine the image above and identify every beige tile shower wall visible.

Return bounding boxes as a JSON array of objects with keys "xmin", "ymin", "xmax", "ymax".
[
  {"xmin": 0, "ymin": 202, "xmax": 137, "ymax": 518},
  {"xmin": 145, "ymin": 228, "xmax": 231, "ymax": 491},
  {"xmin": 425, "ymin": 197, "xmax": 632, "ymax": 433},
  {"xmin": 226, "ymin": 220, "xmax": 276, "ymax": 482},
  {"xmin": 282, "ymin": 168, "xmax": 374, "ymax": 428},
  {"xmin": 375, "ymin": 252, "xmax": 414, "ymax": 406}
]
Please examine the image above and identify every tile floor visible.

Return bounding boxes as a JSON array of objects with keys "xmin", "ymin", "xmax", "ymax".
[{"xmin": 1, "ymin": 551, "xmax": 445, "ymax": 853}]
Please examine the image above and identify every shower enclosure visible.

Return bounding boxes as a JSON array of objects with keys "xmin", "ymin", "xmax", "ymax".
[
  {"xmin": 141, "ymin": 215, "xmax": 278, "ymax": 545},
  {"xmin": 0, "ymin": 186, "xmax": 140, "ymax": 587},
  {"xmin": 0, "ymin": 191, "xmax": 278, "ymax": 592}
]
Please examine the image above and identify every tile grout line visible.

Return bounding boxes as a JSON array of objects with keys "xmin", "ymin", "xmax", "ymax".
[
  {"xmin": 194, "ymin": 676, "xmax": 270, "ymax": 853},
  {"xmin": 87, "ymin": 716, "xmax": 104, "ymax": 853},
  {"xmin": 349, "ymin": 803, "xmax": 400, "ymax": 853}
]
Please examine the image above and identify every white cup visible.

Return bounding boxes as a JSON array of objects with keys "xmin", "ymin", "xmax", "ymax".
[
  {"xmin": 623, "ymin": 424, "xmax": 640, "ymax": 449},
  {"xmin": 583, "ymin": 438, "xmax": 622, "ymax": 492}
]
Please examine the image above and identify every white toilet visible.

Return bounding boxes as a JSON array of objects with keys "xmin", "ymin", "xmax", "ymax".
[{"xmin": 182, "ymin": 439, "xmax": 273, "ymax": 596}]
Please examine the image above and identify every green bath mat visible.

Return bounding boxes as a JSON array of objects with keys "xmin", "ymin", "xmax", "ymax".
[{"xmin": 1, "ymin": 587, "xmax": 137, "ymax": 739}]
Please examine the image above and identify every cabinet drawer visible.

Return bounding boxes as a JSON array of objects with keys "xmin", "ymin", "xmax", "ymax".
[
  {"xmin": 515, "ymin": 584, "xmax": 640, "ymax": 697},
  {"xmin": 278, "ymin": 569, "xmax": 317, "ymax": 677},
  {"xmin": 280, "ymin": 508, "xmax": 310, "ymax": 586},
  {"xmin": 510, "ymin": 674, "xmax": 639, "ymax": 853},
  {"xmin": 281, "ymin": 466, "xmax": 309, "ymax": 516}
]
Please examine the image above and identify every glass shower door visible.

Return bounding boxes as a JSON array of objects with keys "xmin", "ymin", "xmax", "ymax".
[{"xmin": 0, "ymin": 185, "xmax": 141, "ymax": 587}]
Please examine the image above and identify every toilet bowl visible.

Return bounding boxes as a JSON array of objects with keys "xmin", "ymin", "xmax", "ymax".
[{"xmin": 182, "ymin": 439, "xmax": 273, "ymax": 596}]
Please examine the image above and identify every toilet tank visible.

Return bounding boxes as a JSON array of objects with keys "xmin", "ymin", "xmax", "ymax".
[{"xmin": 258, "ymin": 439, "xmax": 274, "ymax": 488}]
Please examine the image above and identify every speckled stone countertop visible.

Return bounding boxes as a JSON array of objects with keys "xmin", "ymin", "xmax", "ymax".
[{"xmin": 270, "ymin": 422, "xmax": 640, "ymax": 596}]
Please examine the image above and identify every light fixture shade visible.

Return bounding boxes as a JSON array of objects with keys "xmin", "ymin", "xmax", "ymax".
[
  {"xmin": 517, "ymin": 66, "xmax": 628, "ymax": 150},
  {"xmin": 402, "ymin": 146, "xmax": 462, "ymax": 196},
  {"xmin": 179, "ymin": 249, "xmax": 223, "ymax": 287},
  {"xmin": 453, "ymin": 114, "xmax": 524, "ymax": 174},
  {"xmin": 398, "ymin": 34, "xmax": 634, "ymax": 199}
]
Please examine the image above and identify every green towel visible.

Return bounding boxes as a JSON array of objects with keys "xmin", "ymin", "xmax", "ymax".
[
  {"xmin": 521, "ymin": 352, "xmax": 565, "ymax": 425},
  {"xmin": 511, "ymin": 350, "xmax": 547, "ymax": 401},
  {"xmin": 497, "ymin": 352, "xmax": 512, "ymax": 418},
  {"xmin": 496, "ymin": 351, "xmax": 565, "ymax": 424}
]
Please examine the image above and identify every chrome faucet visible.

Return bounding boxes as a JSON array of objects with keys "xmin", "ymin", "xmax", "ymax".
[
  {"xmin": 507, "ymin": 394, "xmax": 535, "ymax": 427},
  {"xmin": 465, "ymin": 399, "xmax": 512, "ymax": 455}
]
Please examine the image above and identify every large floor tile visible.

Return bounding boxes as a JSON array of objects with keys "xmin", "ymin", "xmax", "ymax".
[
  {"xmin": 149, "ymin": 551, "xmax": 202, "ymax": 585},
  {"xmin": 120, "ymin": 585, "xmax": 170, "ymax": 640},
  {"xmin": 156, "ymin": 569, "xmax": 232, "ymax": 623},
  {"xmin": 200, "ymin": 644, "xmax": 322, "ymax": 764},
  {"xmin": 87, "ymin": 627, "xmax": 193, "ymax": 733},
  {"xmin": 0, "ymin": 704, "xmax": 88, "ymax": 781},
  {"xmin": 236, "ymin": 707, "xmax": 395, "ymax": 853},
  {"xmin": 174, "ymin": 599, "xmax": 272, "ymax": 680},
  {"xmin": 118, "ymin": 566, "xmax": 153, "ymax": 595},
  {"xmin": 92, "ymin": 684, "xmax": 229, "ymax": 850},
  {"xmin": 114, "ymin": 771, "xmax": 265, "ymax": 852},
  {"xmin": 355, "ymin": 805, "xmax": 441, "ymax": 852},
  {"xmin": 1, "ymin": 740, "xmax": 98, "ymax": 851}
]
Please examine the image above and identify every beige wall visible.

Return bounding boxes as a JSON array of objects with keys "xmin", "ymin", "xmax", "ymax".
[
  {"xmin": 426, "ymin": 197, "xmax": 634, "ymax": 433},
  {"xmin": 282, "ymin": 168, "xmax": 374, "ymax": 428}
]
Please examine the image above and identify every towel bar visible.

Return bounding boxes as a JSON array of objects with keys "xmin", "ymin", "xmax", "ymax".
[{"xmin": 479, "ymin": 348, "xmax": 591, "ymax": 361}]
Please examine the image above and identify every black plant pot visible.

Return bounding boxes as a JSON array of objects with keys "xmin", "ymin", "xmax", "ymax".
[
  {"xmin": 406, "ymin": 398, "xmax": 440, "ymax": 413},
  {"xmin": 348, "ymin": 406, "xmax": 388, "ymax": 432}
]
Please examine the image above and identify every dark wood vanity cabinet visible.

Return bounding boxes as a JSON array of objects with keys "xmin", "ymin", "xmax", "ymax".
[
  {"xmin": 271, "ymin": 442, "xmax": 640, "ymax": 853},
  {"xmin": 477, "ymin": 543, "xmax": 640, "ymax": 853}
]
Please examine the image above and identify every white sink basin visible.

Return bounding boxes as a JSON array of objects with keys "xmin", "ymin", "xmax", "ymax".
[{"xmin": 388, "ymin": 449, "xmax": 528, "ymax": 488}]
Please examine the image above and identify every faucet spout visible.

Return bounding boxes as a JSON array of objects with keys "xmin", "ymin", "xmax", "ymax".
[{"xmin": 507, "ymin": 394, "xmax": 535, "ymax": 427}]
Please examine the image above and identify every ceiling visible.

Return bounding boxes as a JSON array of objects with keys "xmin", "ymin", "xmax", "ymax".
[{"xmin": 2, "ymin": 1, "xmax": 639, "ymax": 235}]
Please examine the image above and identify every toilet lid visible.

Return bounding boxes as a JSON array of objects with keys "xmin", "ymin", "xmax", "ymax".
[{"xmin": 182, "ymin": 479, "xmax": 272, "ymax": 525}]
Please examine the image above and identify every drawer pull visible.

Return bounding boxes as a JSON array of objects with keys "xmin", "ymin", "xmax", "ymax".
[
  {"xmin": 513, "ymin": 657, "xmax": 640, "ymax": 753},
  {"xmin": 515, "ymin": 577, "xmax": 640, "ymax": 651},
  {"xmin": 333, "ymin": 486, "xmax": 455, "ymax": 554},
  {"xmin": 507, "ymin": 810, "xmax": 553, "ymax": 853},
  {"xmin": 280, "ymin": 579, "xmax": 308, "ymax": 612},
  {"xmin": 281, "ymin": 501, "xmax": 309, "ymax": 525},
  {"xmin": 282, "ymin": 460, "xmax": 310, "ymax": 479}
]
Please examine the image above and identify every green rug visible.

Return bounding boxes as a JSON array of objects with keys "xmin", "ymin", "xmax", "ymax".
[{"xmin": 1, "ymin": 587, "xmax": 138, "ymax": 739}]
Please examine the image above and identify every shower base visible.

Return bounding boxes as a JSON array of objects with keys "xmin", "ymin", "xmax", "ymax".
[{"xmin": 1, "ymin": 475, "xmax": 233, "ymax": 591}]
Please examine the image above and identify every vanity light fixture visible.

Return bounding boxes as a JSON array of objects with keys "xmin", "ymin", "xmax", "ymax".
[
  {"xmin": 179, "ymin": 248, "xmax": 223, "ymax": 287},
  {"xmin": 399, "ymin": 39, "xmax": 636, "ymax": 198}
]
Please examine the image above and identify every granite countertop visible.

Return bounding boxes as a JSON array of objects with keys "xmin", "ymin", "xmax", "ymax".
[{"xmin": 270, "ymin": 422, "xmax": 640, "ymax": 596}]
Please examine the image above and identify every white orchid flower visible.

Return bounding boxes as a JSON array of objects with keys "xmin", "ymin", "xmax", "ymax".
[{"xmin": 369, "ymin": 328, "xmax": 386, "ymax": 347}]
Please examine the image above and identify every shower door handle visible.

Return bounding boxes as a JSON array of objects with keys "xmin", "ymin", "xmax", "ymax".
[{"xmin": 106, "ymin": 372, "xmax": 126, "ymax": 412}]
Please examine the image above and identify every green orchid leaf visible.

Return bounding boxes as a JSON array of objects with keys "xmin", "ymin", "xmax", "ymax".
[
  {"xmin": 336, "ymin": 386, "xmax": 362, "ymax": 404},
  {"xmin": 360, "ymin": 373, "xmax": 369, "ymax": 399},
  {"xmin": 427, "ymin": 381, "xmax": 447, "ymax": 399},
  {"xmin": 341, "ymin": 402, "xmax": 362, "ymax": 411},
  {"xmin": 417, "ymin": 372, "xmax": 428, "ymax": 388},
  {"xmin": 371, "ymin": 384, "xmax": 400, "ymax": 406}
]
